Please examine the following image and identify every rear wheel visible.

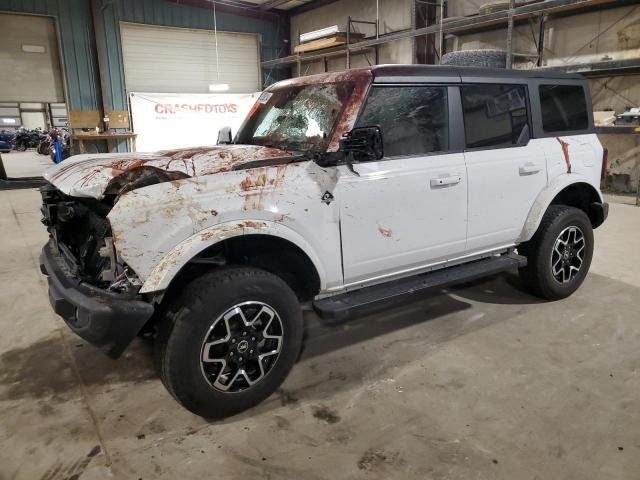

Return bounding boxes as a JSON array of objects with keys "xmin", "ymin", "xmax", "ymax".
[
  {"xmin": 155, "ymin": 266, "xmax": 303, "ymax": 418},
  {"xmin": 518, "ymin": 205, "xmax": 594, "ymax": 300},
  {"xmin": 37, "ymin": 141, "xmax": 50, "ymax": 155}
]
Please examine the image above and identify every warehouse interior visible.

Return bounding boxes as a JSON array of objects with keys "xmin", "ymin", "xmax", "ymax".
[{"xmin": 1, "ymin": 0, "xmax": 639, "ymax": 478}]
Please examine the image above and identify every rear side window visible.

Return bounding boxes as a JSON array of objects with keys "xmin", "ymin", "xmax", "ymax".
[
  {"xmin": 461, "ymin": 84, "xmax": 528, "ymax": 149},
  {"xmin": 355, "ymin": 86, "xmax": 448, "ymax": 157},
  {"xmin": 539, "ymin": 84, "xmax": 588, "ymax": 132}
]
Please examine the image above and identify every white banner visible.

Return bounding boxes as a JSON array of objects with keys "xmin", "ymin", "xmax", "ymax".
[{"xmin": 129, "ymin": 92, "xmax": 259, "ymax": 152}]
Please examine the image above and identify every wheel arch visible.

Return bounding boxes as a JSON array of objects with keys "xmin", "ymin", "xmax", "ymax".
[
  {"xmin": 139, "ymin": 221, "xmax": 325, "ymax": 301},
  {"xmin": 519, "ymin": 179, "xmax": 604, "ymax": 243}
]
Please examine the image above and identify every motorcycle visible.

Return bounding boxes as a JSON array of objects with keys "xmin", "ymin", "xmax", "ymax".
[
  {"xmin": 13, "ymin": 128, "xmax": 46, "ymax": 151},
  {"xmin": 0, "ymin": 130, "xmax": 14, "ymax": 153},
  {"xmin": 47, "ymin": 128, "xmax": 71, "ymax": 163},
  {"xmin": 37, "ymin": 136, "xmax": 50, "ymax": 155}
]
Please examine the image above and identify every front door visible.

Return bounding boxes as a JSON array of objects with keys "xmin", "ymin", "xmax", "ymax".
[{"xmin": 338, "ymin": 85, "xmax": 468, "ymax": 286}]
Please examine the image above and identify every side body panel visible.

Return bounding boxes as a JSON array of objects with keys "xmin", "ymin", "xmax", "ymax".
[
  {"xmin": 519, "ymin": 133, "xmax": 604, "ymax": 242},
  {"xmin": 337, "ymin": 153, "xmax": 468, "ymax": 286},
  {"xmin": 108, "ymin": 161, "xmax": 343, "ymax": 293},
  {"xmin": 106, "ymin": 72, "xmax": 604, "ymax": 298}
]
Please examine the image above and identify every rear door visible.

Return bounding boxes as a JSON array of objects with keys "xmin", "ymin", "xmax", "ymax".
[
  {"xmin": 461, "ymin": 83, "xmax": 548, "ymax": 252},
  {"xmin": 534, "ymin": 82, "xmax": 601, "ymax": 183},
  {"xmin": 338, "ymin": 85, "xmax": 468, "ymax": 286}
]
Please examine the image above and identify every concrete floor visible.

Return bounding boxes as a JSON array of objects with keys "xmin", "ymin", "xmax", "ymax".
[
  {"xmin": 1, "ymin": 150, "xmax": 53, "ymax": 178},
  {"xmin": 0, "ymin": 188, "xmax": 639, "ymax": 480}
]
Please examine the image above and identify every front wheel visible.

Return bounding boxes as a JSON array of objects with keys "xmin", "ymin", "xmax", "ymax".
[
  {"xmin": 518, "ymin": 205, "xmax": 594, "ymax": 300},
  {"xmin": 155, "ymin": 266, "xmax": 303, "ymax": 418}
]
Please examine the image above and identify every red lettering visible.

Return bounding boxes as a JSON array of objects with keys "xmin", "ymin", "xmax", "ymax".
[{"xmin": 153, "ymin": 100, "xmax": 242, "ymax": 115}]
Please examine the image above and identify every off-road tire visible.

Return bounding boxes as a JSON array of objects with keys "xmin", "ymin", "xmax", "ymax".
[
  {"xmin": 518, "ymin": 205, "xmax": 594, "ymax": 300},
  {"xmin": 154, "ymin": 266, "xmax": 303, "ymax": 419}
]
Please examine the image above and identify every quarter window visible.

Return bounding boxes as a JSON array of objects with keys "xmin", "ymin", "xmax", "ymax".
[
  {"xmin": 355, "ymin": 86, "xmax": 449, "ymax": 157},
  {"xmin": 461, "ymin": 84, "xmax": 528, "ymax": 149},
  {"xmin": 539, "ymin": 84, "xmax": 588, "ymax": 132}
]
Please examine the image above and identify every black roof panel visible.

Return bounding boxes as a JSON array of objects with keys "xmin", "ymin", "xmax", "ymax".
[{"xmin": 371, "ymin": 64, "xmax": 584, "ymax": 83}]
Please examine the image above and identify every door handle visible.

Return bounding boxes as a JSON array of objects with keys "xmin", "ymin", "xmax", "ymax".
[
  {"xmin": 430, "ymin": 175, "xmax": 461, "ymax": 187},
  {"xmin": 519, "ymin": 163, "xmax": 541, "ymax": 175}
]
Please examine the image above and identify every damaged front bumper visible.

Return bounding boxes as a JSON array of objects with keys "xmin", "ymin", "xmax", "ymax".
[{"xmin": 40, "ymin": 240, "xmax": 154, "ymax": 358}]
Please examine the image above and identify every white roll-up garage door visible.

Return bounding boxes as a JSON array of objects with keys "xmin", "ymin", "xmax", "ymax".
[
  {"xmin": 120, "ymin": 22, "xmax": 261, "ymax": 94},
  {"xmin": 0, "ymin": 13, "xmax": 64, "ymax": 102}
]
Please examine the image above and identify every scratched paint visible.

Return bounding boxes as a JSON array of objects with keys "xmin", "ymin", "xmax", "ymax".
[{"xmin": 102, "ymin": 157, "xmax": 343, "ymax": 293}]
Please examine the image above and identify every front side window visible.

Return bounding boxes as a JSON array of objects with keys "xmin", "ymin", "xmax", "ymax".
[
  {"xmin": 355, "ymin": 86, "xmax": 449, "ymax": 157},
  {"xmin": 461, "ymin": 84, "xmax": 528, "ymax": 149},
  {"xmin": 236, "ymin": 82, "xmax": 355, "ymax": 152},
  {"xmin": 539, "ymin": 84, "xmax": 588, "ymax": 132}
]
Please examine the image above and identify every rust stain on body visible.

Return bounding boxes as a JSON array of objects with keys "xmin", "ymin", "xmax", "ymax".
[
  {"xmin": 240, "ymin": 163, "xmax": 298, "ymax": 211},
  {"xmin": 378, "ymin": 226, "xmax": 393, "ymax": 238},
  {"xmin": 274, "ymin": 214, "xmax": 289, "ymax": 222},
  {"xmin": 242, "ymin": 221, "xmax": 267, "ymax": 229},
  {"xmin": 556, "ymin": 137, "xmax": 571, "ymax": 174}
]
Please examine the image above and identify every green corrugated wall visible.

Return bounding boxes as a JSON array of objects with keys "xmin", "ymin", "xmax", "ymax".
[{"xmin": 0, "ymin": 0, "xmax": 287, "ymax": 150}]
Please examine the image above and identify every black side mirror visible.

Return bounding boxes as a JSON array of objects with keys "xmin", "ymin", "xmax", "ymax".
[
  {"xmin": 339, "ymin": 126, "xmax": 383, "ymax": 163},
  {"xmin": 217, "ymin": 126, "xmax": 232, "ymax": 145}
]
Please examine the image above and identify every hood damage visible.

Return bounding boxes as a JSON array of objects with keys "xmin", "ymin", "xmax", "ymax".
[
  {"xmin": 44, "ymin": 145, "xmax": 295, "ymax": 200},
  {"xmin": 45, "ymin": 69, "xmax": 373, "ymax": 202}
]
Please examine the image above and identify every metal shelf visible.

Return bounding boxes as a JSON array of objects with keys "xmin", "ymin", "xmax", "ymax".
[
  {"xmin": 596, "ymin": 126, "xmax": 640, "ymax": 135},
  {"xmin": 541, "ymin": 58, "xmax": 640, "ymax": 77},
  {"xmin": 263, "ymin": 0, "xmax": 623, "ymax": 70}
]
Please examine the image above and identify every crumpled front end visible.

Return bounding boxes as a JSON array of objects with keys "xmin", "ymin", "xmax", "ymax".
[
  {"xmin": 39, "ymin": 183, "xmax": 153, "ymax": 357},
  {"xmin": 40, "ymin": 183, "xmax": 139, "ymax": 289}
]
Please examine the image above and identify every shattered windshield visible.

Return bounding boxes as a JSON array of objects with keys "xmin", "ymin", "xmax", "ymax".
[{"xmin": 236, "ymin": 82, "xmax": 356, "ymax": 152}]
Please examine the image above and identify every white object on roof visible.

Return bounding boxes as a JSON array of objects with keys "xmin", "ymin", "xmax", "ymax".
[{"xmin": 300, "ymin": 25, "xmax": 344, "ymax": 44}]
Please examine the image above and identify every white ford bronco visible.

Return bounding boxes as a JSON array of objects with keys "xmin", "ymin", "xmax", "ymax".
[{"xmin": 40, "ymin": 65, "xmax": 608, "ymax": 418}]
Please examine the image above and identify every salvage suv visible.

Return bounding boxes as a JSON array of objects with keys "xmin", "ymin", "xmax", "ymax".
[{"xmin": 40, "ymin": 65, "xmax": 608, "ymax": 418}]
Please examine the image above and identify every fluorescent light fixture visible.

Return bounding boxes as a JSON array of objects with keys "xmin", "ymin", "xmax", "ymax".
[
  {"xmin": 209, "ymin": 83, "xmax": 230, "ymax": 92},
  {"xmin": 22, "ymin": 44, "xmax": 46, "ymax": 53},
  {"xmin": 2, "ymin": 118, "xmax": 17, "ymax": 124}
]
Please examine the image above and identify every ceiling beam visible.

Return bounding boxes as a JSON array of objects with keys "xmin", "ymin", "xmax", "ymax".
[
  {"xmin": 169, "ymin": 0, "xmax": 283, "ymax": 21},
  {"xmin": 288, "ymin": 0, "xmax": 341, "ymax": 16},
  {"xmin": 259, "ymin": 0, "xmax": 293, "ymax": 10}
]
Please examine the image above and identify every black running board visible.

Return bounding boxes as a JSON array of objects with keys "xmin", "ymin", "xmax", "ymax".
[{"xmin": 313, "ymin": 253, "xmax": 527, "ymax": 321}]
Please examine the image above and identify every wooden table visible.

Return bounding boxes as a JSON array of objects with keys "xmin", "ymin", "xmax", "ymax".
[{"xmin": 73, "ymin": 132, "xmax": 137, "ymax": 153}]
